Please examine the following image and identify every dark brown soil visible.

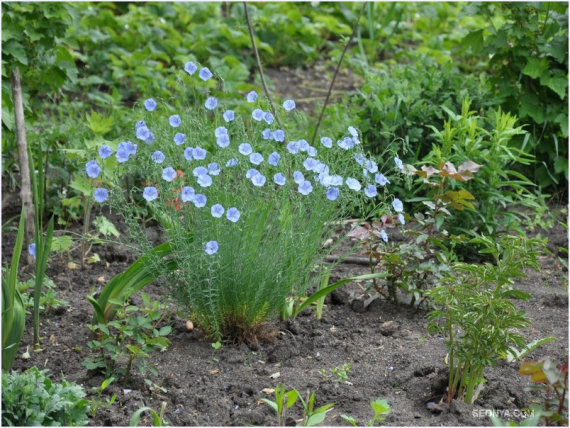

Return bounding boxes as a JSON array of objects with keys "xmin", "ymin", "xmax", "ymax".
[{"xmin": 2, "ymin": 198, "xmax": 568, "ymax": 427}]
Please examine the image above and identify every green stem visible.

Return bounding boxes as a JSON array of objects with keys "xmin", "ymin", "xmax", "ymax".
[{"xmin": 80, "ymin": 195, "xmax": 93, "ymax": 268}]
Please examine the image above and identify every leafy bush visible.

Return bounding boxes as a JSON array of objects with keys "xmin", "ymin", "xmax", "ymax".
[
  {"xmin": 461, "ymin": 2, "xmax": 568, "ymax": 190},
  {"xmin": 1, "ymin": 367, "xmax": 89, "ymax": 426},
  {"xmin": 89, "ymin": 63, "xmax": 400, "ymax": 341}
]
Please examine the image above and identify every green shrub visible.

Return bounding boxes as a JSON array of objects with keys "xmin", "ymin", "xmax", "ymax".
[{"xmin": 2, "ymin": 367, "xmax": 89, "ymax": 426}]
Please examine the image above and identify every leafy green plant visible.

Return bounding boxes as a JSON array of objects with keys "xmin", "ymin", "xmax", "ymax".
[
  {"xmin": 1, "ymin": 366, "xmax": 89, "ymax": 426},
  {"xmin": 19, "ymin": 275, "xmax": 69, "ymax": 314},
  {"xmin": 341, "ymin": 398, "xmax": 391, "ymax": 426},
  {"xmin": 130, "ymin": 402, "xmax": 168, "ymax": 427},
  {"xmin": 426, "ymin": 235, "xmax": 546, "ymax": 404},
  {"xmin": 84, "ymin": 293, "xmax": 171, "ymax": 384},
  {"xmin": 1, "ymin": 209, "xmax": 27, "ymax": 371},
  {"xmin": 89, "ymin": 377, "xmax": 117, "ymax": 418},
  {"xmin": 320, "ymin": 363, "xmax": 351, "ymax": 384},
  {"xmin": 503, "ymin": 336, "xmax": 557, "ymax": 363}
]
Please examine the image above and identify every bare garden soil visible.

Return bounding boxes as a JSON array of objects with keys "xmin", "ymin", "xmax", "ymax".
[{"xmin": 2, "ymin": 199, "xmax": 568, "ymax": 427}]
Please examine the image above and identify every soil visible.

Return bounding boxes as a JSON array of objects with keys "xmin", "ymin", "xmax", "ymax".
[{"xmin": 2, "ymin": 196, "xmax": 568, "ymax": 427}]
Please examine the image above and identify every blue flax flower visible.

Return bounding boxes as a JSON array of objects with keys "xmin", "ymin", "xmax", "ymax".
[
  {"xmin": 293, "ymin": 171, "xmax": 305, "ymax": 184},
  {"xmin": 143, "ymin": 187, "xmax": 158, "ymax": 202},
  {"xmin": 375, "ymin": 173, "xmax": 390, "ymax": 186},
  {"xmin": 252, "ymin": 109, "xmax": 264, "ymax": 121},
  {"xmin": 364, "ymin": 185, "xmax": 377, "ymax": 198},
  {"xmin": 303, "ymin": 157, "xmax": 318, "ymax": 172},
  {"xmin": 272, "ymin": 130, "xmax": 285, "ymax": 142},
  {"xmin": 262, "ymin": 129, "xmax": 272, "ymax": 140},
  {"xmin": 398, "ymin": 213, "xmax": 405, "ymax": 225},
  {"xmin": 184, "ymin": 61, "xmax": 197, "ymax": 75},
  {"xmin": 286, "ymin": 141, "xmax": 300, "ymax": 154},
  {"xmin": 94, "ymin": 188, "xmax": 108, "ymax": 203},
  {"xmin": 298, "ymin": 140, "xmax": 309, "ymax": 152},
  {"xmin": 152, "ymin": 151, "xmax": 165, "ymax": 164},
  {"xmin": 246, "ymin": 91, "xmax": 258, "ymax": 102},
  {"xmin": 226, "ymin": 207, "xmax": 240, "ymax": 223},
  {"xmin": 380, "ymin": 229, "xmax": 388, "ymax": 243},
  {"xmin": 136, "ymin": 125, "xmax": 150, "ymax": 141},
  {"xmin": 174, "ymin": 133, "xmax": 186, "ymax": 145},
  {"xmin": 193, "ymin": 147, "xmax": 207, "ymax": 160},
  {"xmin": 246, "ymin": 168, "xmax": 259, "ymax": 179},
  {"xmin": 28, "ymin": 243, "xmax": 36, "ymax": 259},
  {"xmin": 394, "ymin": 156, "xmax": 403, "ymax": 170},
  {"xmin": 326, "ymin": 187, "xmax": 339, "ymax": 201},
  {"xmin": 348, "ymin": 126, "xmax": 358, "ymax": 138},
  {"xmin": 169, "ymin": 115, "xmax": 181, "ymax": 127},
  {"xmin": 283, "ymin": 99, "xmax": 295, "ymax": 111},
  {"xmin": 194, "ymin": 194, "xmax": 207, "ymax": 208},
  {"xmin": 354, "ymin": 153, "xmax": 365, "ymax": 166},
  {"xmin": 86, "ymin": 160, "xmax": 101, "ymax": 178},
  {"xmin": 197, "ymin": 174, "xmax": 213, "ymax": 187},
  {"xmin": 217, "ymin": 134, "xmax": 230, "ymax": 148},
  {"xmin": 346, "ymin": 177, "xmax": 361, "ymax": 191},
  {"xmin": 307, "ymin": 146, "xmax": 317, "ymax": 156},
  {"xmin": 205, "ymin": 97, "xmax": 218, "ymax": 110},
  {"xmin": 184, "ymin": 148, "xmax": 194, "ymax": 161},
  {"xmin": 193, "ymin": 166, "xmax": 208, "ymax": 177},
  {"xmin": 205, "ymin": 240, "xmax": 219, "ymax": 255},
  {"xmin": 208, "ymin": 162, "xmax": 221, "ymax": 176},
  {"xmin": 263, "ymin": 112, "xmax": 274, "ymax": 125},
  {"xmin": 298, "ymin": 180, "xmax": 313, "ymax": 195},
  {"xmin": 211, "ymin": 204, "xmax": 224, "ymax": 218},
  {"xmin": 181, "ymin": 186, "xmax": 195, "ymax": 203},
  {"xmin": 162, "ymin": 167, "xmax": 177, "ymax": 182},
  {"xmin": 239, "ymin": 143, "xmax": 253, "ymax": 156},
  {"xmin": 144, "ymin": 98, "xmax": 157, "ymax": 111},
  {"xmin": 338, "ymin": 137, "xmax": 354, "ymax": 150},
  {"xmin": 223, "ymin": 110, "xmax": 235, "ymax": 122},
  {"xmin": 119, "ymin": 141, "xmax": 137, "ymax": 155},
  {"xmin": 144, "ymin": 131, "xmax": 155, "ymax": 145},
  {"xmin": 392, "ymin": 198, "xmax": 404, "ymax": 212},
  {"xmin": 215, "ymin": 126, "xmax": 228, "ymax": 137},
  {"xmin": 199, "ymin": 67, "xmax": 213, "ymax": 81},
  {"xmin": 268, "ymin": 152, "xmax": 280, "ymax": 166},
  {"xmin": 365, "ymin": 160, "xmax": 378, "ymax": 174},
  {"xmin": 251, "ymin": 173, "xmax": 266, "ymax": 187},
  {"xmin": 274, "ymin": 173, "xmax": 286, "ymax": 186},
  {"xmin": 99, "ymin": 145, "xmax": 113, "ymax": 159},
  {"xmin": 226, "ymin": 158, "xmax": 238, "ymax": 167},
  {"xmin": 321, "ymin": 137, "xmax": 332, "ymax": 148},
  {"xmin": 116, "ymin": 150, "xmax": 129, "ymax": 163},
  {"xmin": 249, "ymin": 153, "xmax": 264, "ymax": 165}
]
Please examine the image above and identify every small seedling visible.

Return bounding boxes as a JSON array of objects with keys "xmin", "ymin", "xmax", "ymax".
[
  {"xmin": 342, "ymin": 398, "xmax": 391, "ymax": 426},
  {"xmin": 320, "ymin": 363, "xmax": 351, "ymax": 384},
  {"xmin": 89, "ymin": 377, "xmax": 117, "ymax": 418},
  {"xmin": 130, "ymin": 401, "xmax": 167, "ymax": 426}
]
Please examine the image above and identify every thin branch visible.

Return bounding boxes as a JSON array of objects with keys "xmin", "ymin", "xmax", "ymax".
[
  {"xmin": 311, "ymin": 3, "xmax": 367, "ymax": 146},
  {"xmin": 243, "ymin": 2, "xmax": 285, "ymax": 133}
]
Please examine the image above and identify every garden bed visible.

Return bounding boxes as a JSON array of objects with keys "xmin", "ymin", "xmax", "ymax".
[{"xmin": 4, "ymin": 202, "xmax": 567, "ymax": 427}]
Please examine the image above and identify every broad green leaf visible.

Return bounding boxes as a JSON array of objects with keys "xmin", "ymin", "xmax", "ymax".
[
  {"xmin": 94, "ymin": 216, "xmax": 120, "ymax": 238},
  {"xmin": 540, "ymin": 73, "xmax": 568, "ymax": 99},
  {"xmin": 51, "ymin": 235, "xmax": 73, "ymax": 253},
  {"xmin": 522, "ymin": 57, "xmax": 549, "ymax": 79}
]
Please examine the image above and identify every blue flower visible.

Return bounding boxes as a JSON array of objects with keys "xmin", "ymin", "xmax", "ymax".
[
  {"xmin": 94, "ymin": 187, "xmax": 108, "ymax": 203},
  {"xmin": 151, "ymin": 151, "xmax": 165, "ymax": 164},
  {"xmin": 364, "ymin": 185, "xmax": 377, "ymax": 198},
  {"xmin": 298, "ymin": 140, "xmax": 309, "ymax": 152},
  {"xmin": 211, "ymin": 204, "xmax": 224, "ymax": 218},
  {"xmin": 380, "ymin": 229, "xmax": 388, "ymax": 243},
  {"xmin": 307, "ymin": 146, "xmax": 317, "ymax": 156},
  {"xmin": 184, "ymin": 148, "xmax": 194, "ymax": 161},
  {"xmin": 205, "ymin": 96, "xmax": 218, "ymax": 110},
  {"xmin": 143, "ymin": 186, "xmax": 158, "ymax": 202},
  {"xmin": 346, "ymin": 177, "xmax": 361, "ymax": 191},
  {"xmin": 246, "ymin": 91, "xmax": 258, "ymax": 102},
  {"xmin": 162, "ymin": 167, "xmax": 177, "ymax": 182},
  {"xmin": 394, "ymin": 156, "xmax": 403, "ymax": 170},
  {"xmin": 272, "ymin": 130, "xmax": 285, "ymax": 142},
  {"xmin": 321, "ymin": 137, "xmax": 332, "ymax": 148},
  {"xmin": 286, "ymin": 141, "xmax": 300, "ymax": 154},
  {"xmin": 215, "ymin": 126, "xmax": 228, "ymax": 137},
  {"xmin": 326, "ymin": 187, "xmax": 339, "ymax": 201},
  {"xmin": 354, "ymin": 153, "xmax": 365, "ymax": 166},
  {"xmin": 99, "ymin": 145, "xmax": 113, "ymax": 159},
  {"xmin": 217, "ymin": 134, "xmax": 230, "ymax": 148},
  {"xmin": 283, "ymin": 99, "xmax": 295, "ymax": 111},
  {"xmin": 169, "ymin": 115, "xmax": 181, "ymax": 127},
  {"xmin": 174, "ymin": 133, "xmax": 186, "ymax": 145},
  {"xmin": 184, "ymin": 61, "xmax": 197, "ymax": 75},
  {"xmin": 268, "ymin": 152, "xmax": 280, "ymax": 166},
  {"xmin": 293, "ymin": 171, "xmax": 305, "ymax": 184},
  {"xmin": 303, "ymin": 157, "xmax": 318, "ymax": 172},
  {"xmin": 116, "ymin": 150, "xmax": 129, "ymax": 163},
  {"xmin": 199, "ymin": 67, "xmax": 213, "ymax": 81},
  {"xmin": 330, "ymin": 175, "xmax": 343, "ymax": 186},
  {"xmin": 144, "ymin": 131, "xmax": 155, "ymax": 145},
  {"xmin": 239, "ymin": 143, "xmax": 253, "ymax": 156},
  {"xmin": 251, "ymin": 173, "xmax": 266, "ymax": 187},
  {"xmin": 181, "ymin": 186, "xmax": 195, "ymax": 202},
  {"xmin": 375, "ymin": 173, "xmax": 390, "ymax": 186},
  {"xmin": 298, "ymin": 180, "xmax": 313, "ymax": 195},
  {"xmin": 348, "ymin": 126, "xmax": 358, "ymax": 138},
  {"xmin": 338, "ymin": 137, "xmax": 354, "ymax": 150},
  {"xmin": 226, "ymin": 158, "xmax": 238, "ymax": 167},
  {"xmin": 274, "ymin": 173, "xmax": 286, "ymax": 186},
  {"xmin": 205, "ymin": 240, "xmax": 219, "ymax": 255},
  {"xmin": 28, "ymin": 243, "xmax": 36, "ymax": 259},
  {"xmin": 398, "ymin": 213, "xmax": 405, "ymax": 225},
  {"xmin": 136, "ymin": 126, "xmax": 151, "ymax": 141},
  {"xmin": 263, "ymin": 112, "xmax": 274, "ymax": 125},
  {"xmin": 144, "ymin": 98, "xmax": 157, "ymax": 111},
  {"xmin": 262, "ymin": 128, "xmax": 272, "ymax": 140},
  {"xmin": 194, "ymin": 193, "xmax": 207, "ymax": 207},
  {"xmin": 249, "ymin": 153, "xmax": 264, "ymax": 165},
  {"xmin": 193, "ymin": 147, "xmax": 207, "ymax": 160},
  {"xmin": 223, "ymin": 110, "xmax": 235, "ymax": 122},
  {"xmin": 86, "ymin": 160, "xmax": 101, "ymax": 178},
  {"xmin": 193, "ymin": 166, "xmax": 208, "ymax": 177},
  {"xmin": 226, "ymin": 207, "xmax": 241, "ymax": 223},
  {"xmin": 392, "ymin": 198, "xmax": 404, "ymax": 212},
  {"xmin": 208, "ymin": 162, "xmax": 221, "ymax": 176},
  {"xmin": 135, "ymin": 120, "xmax": 147, "ymax": 130},
  {"xmin": 246, "ymin": 168, "xmax": 259, "ymax": 179},
  {"xmin": 252, "ymin": 109, "xmax": 264, "ymax": 121},
  {"xmin": 365, "ymin": 160, "xmax": 378, "ymax": 173},
  {"xmin": 197, "ymin": 174, "xmax": 213, "ymax": 187}
]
